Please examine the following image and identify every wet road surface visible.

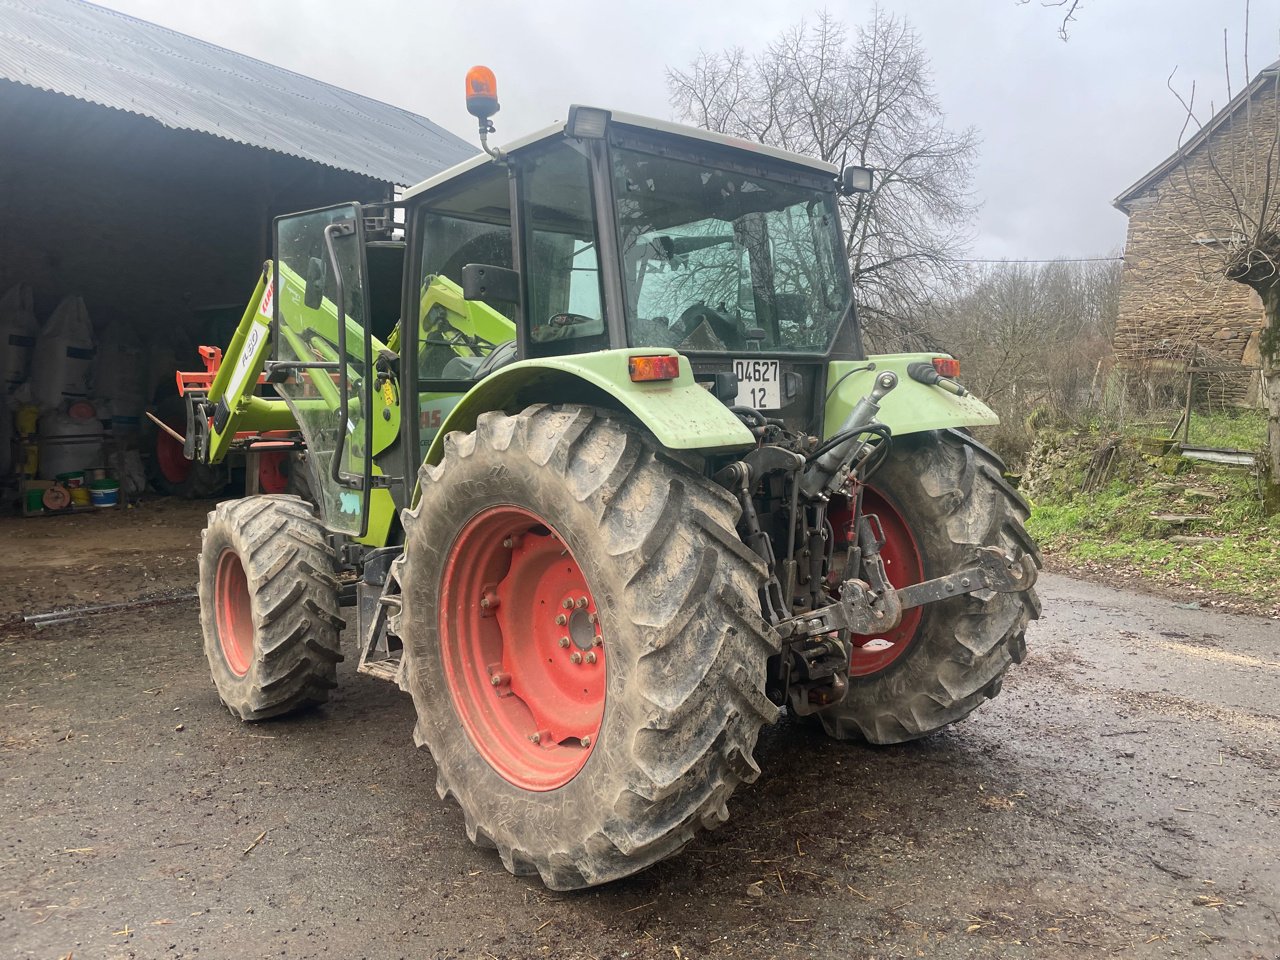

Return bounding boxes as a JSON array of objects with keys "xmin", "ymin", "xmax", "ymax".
[{"xmin": 3, "ymin": 572, "xmax": 1278, "ymax": 959}]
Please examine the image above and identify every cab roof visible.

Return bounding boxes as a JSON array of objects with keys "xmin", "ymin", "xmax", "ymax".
[{"xmin": 401, "ymin": 107, "xmax": 839, "ymax": 202}]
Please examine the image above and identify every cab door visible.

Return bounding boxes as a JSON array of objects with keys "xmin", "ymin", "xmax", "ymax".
[{"xmin": 270, "ymin": 203, "xmax": 373, "ymax": 537}]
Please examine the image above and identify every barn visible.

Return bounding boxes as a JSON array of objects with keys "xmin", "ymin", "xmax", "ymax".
[{"xmin": 0, "ymin": 0, "xmax": 471, "ymax": 504}]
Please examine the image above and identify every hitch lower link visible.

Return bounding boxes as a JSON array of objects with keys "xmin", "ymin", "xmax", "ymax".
[{"xmin": 778, "ymin": 545, "xmax": 1038, "ymax": 642}]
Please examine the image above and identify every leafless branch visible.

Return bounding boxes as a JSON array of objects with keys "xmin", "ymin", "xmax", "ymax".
[{"xmin": 1016, "ymin": 0, "xmax": 1082, "ymax": 42}]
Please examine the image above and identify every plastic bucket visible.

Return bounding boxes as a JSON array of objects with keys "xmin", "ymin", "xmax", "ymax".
[
  {"xmin": 89, "ymin": 479, "xmax": 119, "ymax": 508},
  {"xmin": 25, "ymin": 487, "xmax": 44, "ymax": 512},
  {"xmin": 70, "ymin": 486, "xmax": 91, "ymax": 506},
  {"xmin": 57, "ymin": 470, "xmax": 85, "ymax": 488}
]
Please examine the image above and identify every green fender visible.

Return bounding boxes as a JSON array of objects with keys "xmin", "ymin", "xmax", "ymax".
[
  {"xmin": 825, "ymin": 354, "xmax": 999, "ymax": 439},
  {"xmin": 423, "ymin": 349, "xmax": 755, "ymax": 467}
]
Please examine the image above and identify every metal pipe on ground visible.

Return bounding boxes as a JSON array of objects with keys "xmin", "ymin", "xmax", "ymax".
[{"xmin": 19, "ymin": 593, "xmax": 197, "ymax": 627}]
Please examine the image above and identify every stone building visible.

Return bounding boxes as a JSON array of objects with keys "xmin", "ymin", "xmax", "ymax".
[{"xmin": 1112, "ymin": 58, "xmax": 1278, "ymax": 391}]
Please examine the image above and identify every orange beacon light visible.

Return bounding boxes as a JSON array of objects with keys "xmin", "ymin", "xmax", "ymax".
[{"xmin": 465, "ymin": 66, "xmax": 500, "ymax": 120}]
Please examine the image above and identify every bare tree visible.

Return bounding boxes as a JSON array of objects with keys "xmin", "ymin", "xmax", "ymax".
[
  {"xmin": 922, "ymin": 258, "xmax": 1121, "ymax": 460},
  {"xmin": 1161, "ymin": 53, "xmax": 1280, "ymax": 478},
  {"xmin": 666, "ymin": 10, "xmax": 978, "ymax": 351}
]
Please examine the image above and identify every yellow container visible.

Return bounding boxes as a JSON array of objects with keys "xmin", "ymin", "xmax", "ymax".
[
  {"xmin": 70, "ymin": 486, "xmax": 91, "ymax": 507},
  {"xmin": 15, "ymin": 403, "xmax": 38, "ymax": 436}
]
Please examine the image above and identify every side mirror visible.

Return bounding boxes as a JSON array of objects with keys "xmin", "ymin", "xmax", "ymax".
[
  {"xmin": 304, "ymin": 256, "xmax": 327, "ymax": 310},
  {"xmin": 461, "ymin": 263, "xmax": 520, "ymax": 306},
  {"xmin": 838, "ymin": 165, "xmax": 875, "ymax": 196}
]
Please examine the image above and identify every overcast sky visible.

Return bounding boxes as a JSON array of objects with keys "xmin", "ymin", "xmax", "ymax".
[{"xmin": 95, "ymin": 0, "xmax": 1280, "ymax": 261}]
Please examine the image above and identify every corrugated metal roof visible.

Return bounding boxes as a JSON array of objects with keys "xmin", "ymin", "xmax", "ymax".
[{"xmin": 0, "ymin": 0, "xmax": 475, "ymax": 185}]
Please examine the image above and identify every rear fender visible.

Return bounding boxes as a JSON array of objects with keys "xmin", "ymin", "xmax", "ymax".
[
  {"xmin": 423, "ymin": 349, "xmax": 755, "ymax": 468},
  {"xmin": 825, "ymin": 354, "xmax": 999, "ymax": 439}
]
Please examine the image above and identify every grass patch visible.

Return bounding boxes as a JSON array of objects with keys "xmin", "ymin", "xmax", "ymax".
[
  {"xmin": 1184, "ymin": 409, "xmax": 1269, "ymax": 451},
  {"xmin": 1025, "ymin": 440, "xmax": 1278, "ymax": 610}
]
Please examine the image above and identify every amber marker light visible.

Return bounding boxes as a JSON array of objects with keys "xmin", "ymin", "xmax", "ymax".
[
  {"xmin": 628, "ymin": 355, "xmax": 681, "ymax": 382},
  {"xmin": 931, "ymin": 357, "xmax": 961, "ymax": 379}
]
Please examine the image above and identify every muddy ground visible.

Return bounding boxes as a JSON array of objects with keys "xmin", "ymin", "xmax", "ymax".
[{"xmin": 2, "ymin": 504, "xmax": 1279, "ymax": 959}]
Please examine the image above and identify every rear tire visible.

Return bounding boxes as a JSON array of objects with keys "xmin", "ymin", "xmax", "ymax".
[
  {"xmin": 396, "ymin": 404, "xmax": 780, "ymax": 889},
  {"xmin": 198, "ymin": 494, "xmax": 344, "ymax": 720},
  {"xmin": 818, "ymin": 430, "xmax": 1041, "ymax": 744}
]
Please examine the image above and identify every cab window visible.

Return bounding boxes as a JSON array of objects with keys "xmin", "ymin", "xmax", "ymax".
[
  {"xmin": 417, "ymin": 167, "xmax": 514, "ymax": 380},
  {"xmin": 521, "ymin": 144, "xmax": 606, "ymax": 357}
]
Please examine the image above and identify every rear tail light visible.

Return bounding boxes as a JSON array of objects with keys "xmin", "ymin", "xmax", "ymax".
[
  {"xmin": 931, "ymin": 357, "xmax": 960, "ymax": 379},
  {"xmin": 628, "ymin": 354, "xmax": 680, "ymax": 382}
]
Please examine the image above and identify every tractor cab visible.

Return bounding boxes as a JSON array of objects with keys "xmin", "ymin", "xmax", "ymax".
[
  {"xmin": 261, "ymin": 72, "xmax": 877, "ymax": 540},
  {"xmin": 400, "ymin": 99, "xmax": 869, "ymax": 397}
]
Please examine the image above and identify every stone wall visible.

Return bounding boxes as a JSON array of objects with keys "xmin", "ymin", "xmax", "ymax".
[{"xmin": 1114, "ymin": 80, "xmax": 1276, "ymax": 376}]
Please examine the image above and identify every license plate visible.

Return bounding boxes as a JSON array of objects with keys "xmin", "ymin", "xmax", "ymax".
[{"xmin": 733, "ymin": 359, "xmax": 781, "ymax": 410}]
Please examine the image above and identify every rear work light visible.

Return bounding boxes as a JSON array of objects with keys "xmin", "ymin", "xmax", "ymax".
[
  {"xmin": 931, "ymin": 357, "xmax": 961, "ymax": 379},
  {"xmin": 628, "ymin": 355, "xmax": 680, "ymax": 382}
]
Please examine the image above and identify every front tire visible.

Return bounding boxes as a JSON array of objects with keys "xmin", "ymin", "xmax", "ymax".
[
  {"xmin": 396, "ymin": 405, "xmax": 779, "ymax": 889},
  {"xmin": 198, "ymin": 495, "xmax": 344, "ymax": 720},
  {"xmin": 818, "ymin": 430, "xmax": 1041, "ymax": 744}
]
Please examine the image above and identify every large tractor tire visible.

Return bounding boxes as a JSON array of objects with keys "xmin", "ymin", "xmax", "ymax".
[
  {"xmin": 395, "ymin": 404, "xmax": 779, "ymax": 889},
  {"xmin": 147, "ymin": 395, "xmax": 227, "ymax": 498},
  {"xmin": 818, "ymin": 430, "xmax": 1041, "ymax": 744},
  {"xmin": 198, "ymin": 494, "xmax": 344, "ymax": 721}
]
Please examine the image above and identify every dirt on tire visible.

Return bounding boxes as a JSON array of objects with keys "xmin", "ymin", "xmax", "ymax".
[
  {"xmin": 394, "ymin": 404, "xmax": 781, "ymax": 889},
  {"xmin": 819, "ymin": 430, "xmax": 1041, "ymax": 744},
  {"xmin": 198, "ymin": 494, "xmax": 344, "ymax": 720}
]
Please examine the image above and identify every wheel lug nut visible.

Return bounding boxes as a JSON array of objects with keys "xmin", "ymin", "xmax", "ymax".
[
  {"xmin": 585, "ymin": 651, "xmax": 597, "ymax": 664},
  {"xmin": 555, "ymin": 613, "xmax": 568, "ymax": 625},
  {"xmin": 588, "ymin": 612, "xmax": 598, "ymax": 624},
  {"xmin": 576, "ymin": 596, "xmax": 588, "ymax": 608},
  {"xmin": 502, "ymin": 538, "xmax": 512, "ymax": 548},
  {"xmin": 592, "ymin": 635, "xmax": 603, "ymax": 647},
  {"xmin": 581, "ymin": 736, "xmax": 591, "ymax": 748},
  {"xmin": 479, "ymin": 591, "xmax": 499, "ymax": 610},
  {"xmin": 559, "ymin": 636, "xmax": 570, "ymax": 648},
  {"xmin": 490, "ymin": 672, "xmax": 510, "ymax": 686},
  {"xmin": 529, "ymin": 732, "xmax": 540, "ymax": 744},
  {"xmin": 570, "ymin": 652, "xmax": 583, "ymax": 664},
  {"xmin": 562, "ymin": 598, "xmax": 574, "ymax": 609}
]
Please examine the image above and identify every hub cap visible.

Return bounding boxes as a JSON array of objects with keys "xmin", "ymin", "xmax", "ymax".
[
  {"xmin": 438, "ymin": 506, "xmax": 605, "ymax": 792},
  {"xmin": 849, "ymin": 488, "xmax": 924, "ymax": 677},
  {"xmin": 214, "ymin": 548, "xmax": 253, "ymax": 677}
]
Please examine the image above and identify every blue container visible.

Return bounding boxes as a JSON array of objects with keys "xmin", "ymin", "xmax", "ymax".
[{"xmin": 89, "ymin": 479, "xmax": 119, "ymax": 508}]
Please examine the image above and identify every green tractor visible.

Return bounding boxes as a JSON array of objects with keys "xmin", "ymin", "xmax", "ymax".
[{"xmin": 184, "ymin": 71, "xmax": 1039, "ymax": 890}]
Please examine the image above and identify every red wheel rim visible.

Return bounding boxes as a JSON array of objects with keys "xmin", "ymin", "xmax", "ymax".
[
  {"xmin": 439, "ymin": 506, "xmax": 605, "ymax": 792},
  {"xmin": 215, "ymin": 548, "xmax": 254, "ymax": 677},
  {"xmin": 258, "ymin": 451, "xmax": 289, "ymax": 494},
  {"xmin": 849, "ymin": 487, "xmax": 924, "ymax": 677},
  {"xmin": 155, "ymin": 422, "xmax": 192, "ymax": 485}
]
